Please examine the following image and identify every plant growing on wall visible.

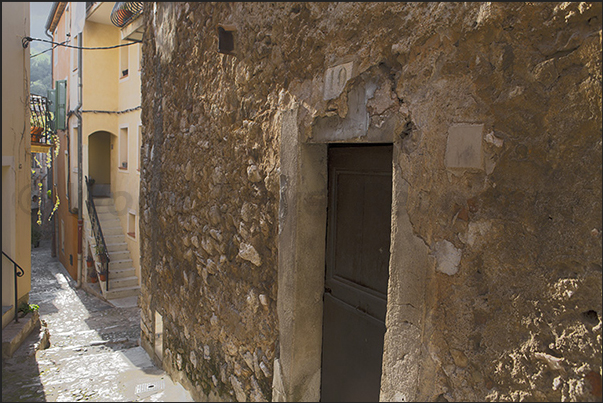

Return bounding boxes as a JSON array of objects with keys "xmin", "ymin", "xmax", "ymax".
[
  {"xmin": 94, "ymin": 244, "xmax": 106, "ymax": 256},
  {"xmin": 18, "ymin": 302, "xmax": 39, "ymax": 318},
  {"xmin": 45, "ymin": 128, "xmax": 61, "ymax": 223},
  {"xmin": 30, "ymin": 98, "xmax": 61, "ymax": 230}
]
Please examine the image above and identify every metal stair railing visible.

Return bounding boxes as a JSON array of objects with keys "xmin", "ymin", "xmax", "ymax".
[
  {"xmin": 85, "ymin": 176, "xmax": 111, "ymax": 290},
  {"xmin": 2, "ymin": 251, "xmax": 25, "ymax": 323}
]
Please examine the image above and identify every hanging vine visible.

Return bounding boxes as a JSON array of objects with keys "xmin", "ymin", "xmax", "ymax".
[{"xmin": 29, "ymin": 95, "xmax": 60, "ymax": 228}]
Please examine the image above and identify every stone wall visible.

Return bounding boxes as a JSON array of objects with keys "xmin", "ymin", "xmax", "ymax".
[{"xmin": 139, "ymin": 2, "xmax": 602, "ymax": 401}]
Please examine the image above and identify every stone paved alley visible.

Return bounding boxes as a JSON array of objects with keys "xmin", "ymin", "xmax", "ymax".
[{"xmin": 2, "ymin": 239, "xmax": 193, "ymax": 402}]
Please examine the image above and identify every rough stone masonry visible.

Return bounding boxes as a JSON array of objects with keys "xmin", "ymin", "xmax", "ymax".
[{"xmin": 138, "ymin": 2, "xmax": 601, "ymax": 402}]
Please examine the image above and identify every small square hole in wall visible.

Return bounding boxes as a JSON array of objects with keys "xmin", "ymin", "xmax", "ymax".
[{"xmin": 218, "ymin": 25, "xmax": 236, "ymax": 55}]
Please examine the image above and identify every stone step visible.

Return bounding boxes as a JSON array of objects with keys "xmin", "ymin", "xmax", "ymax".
[
  {"xmin": 87, "ymin": 198, "xmax": 139, "ymax": 302},
  {"xmin": 2, "ymin": 311, "xmax": 39, "ymax": 359},
  {"xmin": 100, "ymin": 225, "xmax": 124, "ymax": 236},
  {"xmin": 96, "ymin": 211, "xmax": 120, "ymax": 220},
  {"xmin": 107, "ymin": 250, "xmax": 131, "ymax": 261},
  {"xmin": 95, "ymin": 204, "xmax": 117, "ymax": 214},
  {"xmin": 108, "ymin": 265, "xmax": 136, "ymax": 278},
  {"xmin": 103, "ymin": 234, "xmax": 127, "ymax": 245},
  {"xmin": 103, "ymin": 285, "xmax": 141, "ymax": 300},
  {"xmin": 106, "ymin": 242, "xmax": 128, "ymax": 253},
  {"xmin": 108, "ymin": 260, "xmax": 135, "ymax": 271},
  {"xmin": 90, "ymin": 240, "xmax": 127, "ymax": 256},
  {"xmin": 97, "ymin": 217, "xmax": 121, "ymax": 227},
  {"xmin": 106, "ymin": 275, "xmax": 139, "ymax": 289},
  {"xmin": 92, "ymin": 197, "xmax": 114, "ymax": 206}
]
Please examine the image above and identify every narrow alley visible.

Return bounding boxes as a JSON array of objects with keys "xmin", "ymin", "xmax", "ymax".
[{"xmin": 1, "ymin": 239, "xmax": 193, "ymax": 402}]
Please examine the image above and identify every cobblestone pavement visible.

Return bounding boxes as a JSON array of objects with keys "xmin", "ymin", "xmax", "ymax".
[{"xmin": 2, "ymin": 240, "xmax": 193, "ymax": 402}]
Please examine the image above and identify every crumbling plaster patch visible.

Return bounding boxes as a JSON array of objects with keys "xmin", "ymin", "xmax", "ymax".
[{"xmin": 433, "ymin": 240, "xmax": 462, "ymax": 276}]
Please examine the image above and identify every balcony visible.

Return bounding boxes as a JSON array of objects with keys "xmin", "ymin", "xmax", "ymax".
[
  {"xmin": 112, "ymin": 2, "xmax": 144, "ymax": 42},
  {"xmin": 30, "ymin": 94, "xmax": 54, "ymax": 153}
]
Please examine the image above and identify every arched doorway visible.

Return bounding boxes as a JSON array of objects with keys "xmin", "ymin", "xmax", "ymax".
[{"xmin": 88, "ymin": 131, "xmax": 112, "ymax": 197}]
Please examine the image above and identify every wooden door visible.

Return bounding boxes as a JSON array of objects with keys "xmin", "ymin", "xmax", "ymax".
[{"xmin": 320, "ymin": 144, "xmax": 393, "ymax": 402}]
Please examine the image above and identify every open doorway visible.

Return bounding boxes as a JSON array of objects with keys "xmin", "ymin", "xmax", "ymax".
[{"xmin": 88, "ymin": 131, "xmax": 112, "ymax": 197}]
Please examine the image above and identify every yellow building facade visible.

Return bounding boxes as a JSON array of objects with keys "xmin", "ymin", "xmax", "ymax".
[
  {"xmin": 2, "ymin": 2, "xmax": 32, "ymax": 329},
  {"xmin": 47, "ymin": 2, "xmax": 142, "ymax": 300}
]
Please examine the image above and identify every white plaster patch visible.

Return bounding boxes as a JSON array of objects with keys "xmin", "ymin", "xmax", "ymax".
[
  {"xmin": 485, "ymin": 131, "xmax": 504, "ymax": 147},
  {"xmin": 434, "ymin": 240, "xmax": 462, "ymax": 275},
  {"xmin": 367, "ymin": 82, "xmax": 396, "ymax": 115},
  {"xmin": 445, "ymin": 124, "xmax": 484, "ymax": 170}
]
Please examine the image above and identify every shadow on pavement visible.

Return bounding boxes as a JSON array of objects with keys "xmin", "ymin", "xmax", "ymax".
[{"xmin": 30, "ymin": 240, "xmax": 142, "ymax": 351}]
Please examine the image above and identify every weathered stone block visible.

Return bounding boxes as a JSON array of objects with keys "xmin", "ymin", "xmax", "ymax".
[{"xmin": 238, "ymin": 243, "xmax": 261, "ymax": 266}]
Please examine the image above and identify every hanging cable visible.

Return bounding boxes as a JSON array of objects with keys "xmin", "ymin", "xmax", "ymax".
[
  {"xmin": 81, "ymin": 106, "xmax": 141, "ymax": 115},
  {"xmin": 30, "ymin": 38, "xmax": 71, "ymax": 59},
  {"xmin": 31, "ymin": 47, "xmax": 54, "ymax": 58},
  {"xmin": 23, "ymin": 36, "xmax": 141, "ymax": 51}
]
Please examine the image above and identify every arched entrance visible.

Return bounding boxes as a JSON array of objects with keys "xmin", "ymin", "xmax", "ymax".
[{"xmin": 88, "ymin": 131, "xmax": 112, "ymax": 197}]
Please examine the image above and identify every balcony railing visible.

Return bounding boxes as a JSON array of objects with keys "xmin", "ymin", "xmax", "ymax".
[
  {"xmin": 30, "ymin": 94, "xmax": 54, "ymax": 153},
  {"xmin": 110, "ymin": 2, "xmax": 143, "ymax": 28}
]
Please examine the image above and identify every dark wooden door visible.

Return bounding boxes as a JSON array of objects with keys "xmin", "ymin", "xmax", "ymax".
[{"xmin": 320, "ymin": 144, "xmax": 393, "ymax": 402}]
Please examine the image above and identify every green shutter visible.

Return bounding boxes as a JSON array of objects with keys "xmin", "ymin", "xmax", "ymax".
[
  {"xmin": 56, "ymin": 80, "xmax": 67, "ymax": 130},
  {"xmin": 47, "ymin": 88, "xmax": 56, "ymax": 132}
]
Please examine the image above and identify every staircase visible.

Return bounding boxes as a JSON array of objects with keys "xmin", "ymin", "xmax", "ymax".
[{"xmin": 89, "ymin": 197, "xmax": 140, "ymax": 301}]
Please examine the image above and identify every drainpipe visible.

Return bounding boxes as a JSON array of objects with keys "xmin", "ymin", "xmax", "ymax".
[
  {"xmin": 75, "ymin": 31, "xmax": 83, "ymax": 288},
  {"xmin": 46, "ymin": 27, "xmax": 56, "ymax": 258}
]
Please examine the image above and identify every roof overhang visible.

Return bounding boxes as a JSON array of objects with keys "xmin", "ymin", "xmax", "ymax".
[
  {"xmin": 45, "ymin": 2, "xmax": 67, "ymax": 34},
  {"xmin": 86, "ymin": 2, "xmax": 114, "ymax": 26}
]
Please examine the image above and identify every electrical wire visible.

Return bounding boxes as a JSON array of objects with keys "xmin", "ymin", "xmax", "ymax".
[
  {"xmin": 30, "ymin": 37, "xmax": 71, "ymax": 59},
  {"xmin": 23, "ymin": 36, "xmax": 141, "ymax": 52},
  {"xmin": 31, "ymin": 47, "xmax": 54, "ymax": 58},
  {"xmin": 81, "ymin": 106, "xmax": 141, "ymax": 115}
]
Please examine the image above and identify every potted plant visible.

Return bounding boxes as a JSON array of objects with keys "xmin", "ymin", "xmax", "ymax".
[
  {"xmin": 98, "ymin": 269, "xmax": 107, "ymax": 282},
  {"xmin": 88, "ymin": 267, "xmax": 98, "ymax": 283},
  {"xmin": 95, "ymin": 244, "xmax": 108, "ymax": 263},
  {"xmin": 86, "ymin": 255, "xmax": 94, "ymax": 268}
]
